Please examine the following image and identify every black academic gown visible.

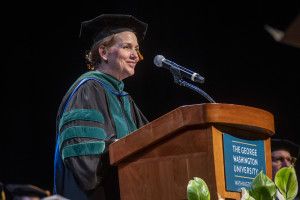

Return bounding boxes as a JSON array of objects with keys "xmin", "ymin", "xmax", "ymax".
[{"xmin": 53, "ymin": 70, "xmax": 148, "ymax": 200}]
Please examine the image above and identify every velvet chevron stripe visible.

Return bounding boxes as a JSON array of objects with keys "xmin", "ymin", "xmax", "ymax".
[
  {"xmin": 61, "ymin": 141, "xmax": 106, "ymax": 160},
  {"xmin": 59, "ymin": 126, "xmax": 107, "ymax": 150},
  {"xmin": 59, "ymin": 109, "xmax": 104, "ymax": 130}
]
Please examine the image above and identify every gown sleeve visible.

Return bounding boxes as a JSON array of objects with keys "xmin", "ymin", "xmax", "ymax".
[{"xmin": 57, "ymin": 80, "xmax": 115, "ymax": 191}]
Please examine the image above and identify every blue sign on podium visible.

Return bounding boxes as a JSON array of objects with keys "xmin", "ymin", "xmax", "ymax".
[{"xmin": 223, "ymin": 133, "xmax": 266, "ymax": 192}]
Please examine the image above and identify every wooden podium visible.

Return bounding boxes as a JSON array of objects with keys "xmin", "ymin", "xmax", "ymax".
[{"xmin": 109, "ymin": 103, "xmax": 275, "ymax": 200}]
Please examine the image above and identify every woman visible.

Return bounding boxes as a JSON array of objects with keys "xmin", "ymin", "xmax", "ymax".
[{"xmin": 53, "ymin": 14, "xmax": 148, "ymax": 200}]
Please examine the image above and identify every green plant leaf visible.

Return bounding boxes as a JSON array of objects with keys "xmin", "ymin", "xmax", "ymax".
[
  {"xmin": 249, "ymin": 171, "xmax": 277, "ymax": 200},
  {"xmin": 275, "ymin": 166, "xmax": 298, "ymax": 200},
  {"xmin": 187, "ymin": 177, "xmax": 210, "ymax": 200}
]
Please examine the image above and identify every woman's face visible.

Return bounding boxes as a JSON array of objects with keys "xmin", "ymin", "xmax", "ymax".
[{"xmin": 104, "ymin": 31, "xmax": 140, "ymax": 80}]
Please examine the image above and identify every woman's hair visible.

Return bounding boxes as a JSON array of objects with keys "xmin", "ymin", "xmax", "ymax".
[{"xmin": 85, "ymin": 34, "xmax": 116, "ymax": 70}]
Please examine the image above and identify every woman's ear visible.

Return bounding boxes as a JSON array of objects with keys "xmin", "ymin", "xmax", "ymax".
[{"xmin": 98, "ymin": 45, "xmax": 108, "ymax": 62}]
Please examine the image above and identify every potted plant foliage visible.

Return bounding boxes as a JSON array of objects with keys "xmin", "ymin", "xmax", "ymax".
[{"xmin": 187, "ymin": 166, "xmax": 298, "ymax": 200}]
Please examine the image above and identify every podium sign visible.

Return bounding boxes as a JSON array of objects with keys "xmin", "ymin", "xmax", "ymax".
[{"xmin": 223, "ymin": 133, "xmax": 266, "ymax": 192}]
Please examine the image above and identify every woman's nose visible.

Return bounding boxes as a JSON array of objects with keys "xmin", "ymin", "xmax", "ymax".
[{"xmin": 130, "ymin": 50, "xmax": 139, "ymax": 60}]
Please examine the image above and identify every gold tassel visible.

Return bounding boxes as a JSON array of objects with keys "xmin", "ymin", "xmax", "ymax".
[{"xmin": 1, "ymin": 190, "xmax": 6, "ymax": 200}]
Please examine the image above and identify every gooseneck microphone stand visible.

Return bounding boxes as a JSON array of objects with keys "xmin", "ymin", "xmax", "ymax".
[{"xmin": 170, "ymin": 68, "xmax": 216, "ymax": 103}]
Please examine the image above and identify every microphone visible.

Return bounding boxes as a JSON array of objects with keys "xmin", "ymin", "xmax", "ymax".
[{"xmin": 153, "ymin": 55, "xmax": 205, "ymax": 83}]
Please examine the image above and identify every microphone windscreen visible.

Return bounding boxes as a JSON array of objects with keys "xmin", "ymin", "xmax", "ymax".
[{"xmin": 153, "ymin": 55, "xmax": 165, "ymax": 67}]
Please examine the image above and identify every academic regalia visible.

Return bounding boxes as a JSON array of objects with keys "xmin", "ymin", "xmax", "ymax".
[{"xmin": 54, "ymin": 70, "xmax": 148, "ymax": 200}]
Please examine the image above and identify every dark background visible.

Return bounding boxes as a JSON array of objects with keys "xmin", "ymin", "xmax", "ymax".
[{"xmin": 1, "ymin": 1, "xmax": 300, "ymax": 192}]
